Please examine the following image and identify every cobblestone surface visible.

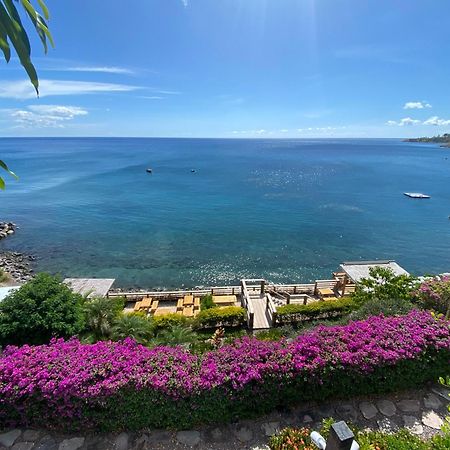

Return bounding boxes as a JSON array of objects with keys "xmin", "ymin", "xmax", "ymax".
[{"xmin": 0, "ymin": 383, "xmax": 448, "ymax": 449}]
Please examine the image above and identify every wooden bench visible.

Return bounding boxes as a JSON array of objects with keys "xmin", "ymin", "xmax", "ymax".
[
  {"xmin": 213, "ymin": 295, "xmax": 237, "ymax": 306},
  {"xmin": 140, "ymin": 297, "xmax": 152, "ymax": 309},
  {"xmin": 183, "ymin": 305, "xmax": 194, "ymax": 317}
]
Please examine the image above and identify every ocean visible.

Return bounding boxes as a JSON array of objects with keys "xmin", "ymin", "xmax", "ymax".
[{"xmin": 0, "ymin": 137, "xmax": 449, "ymax": 288}]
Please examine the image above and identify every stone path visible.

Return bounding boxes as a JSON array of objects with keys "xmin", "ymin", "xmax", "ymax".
[{"xmin": 0, "ymin": 383, "xmax": 448, "ymax": 450}]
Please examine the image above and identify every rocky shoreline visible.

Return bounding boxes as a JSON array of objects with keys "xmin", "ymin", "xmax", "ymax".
[
  {"xmin": 0, "ymin": 251, "xmax": 35, "ymax": 284},
  {"xmin": 0, "ymin": 222, "xmax": 16, "ymax": 240}
]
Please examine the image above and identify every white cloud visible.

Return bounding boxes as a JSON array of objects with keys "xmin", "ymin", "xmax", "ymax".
[
  {"xmin": 7, "ymin": 104, "xmax": 88, "ymax": 128},
  {"xmin": 140, "ymin": 96, "xmax": 165, "ymax": 100},
  {"xmin": 386, "ymin": 117, "xmax": 421, "ymax": 126},
  {"xmin": 181, "ymin": 0, "xmax": 188, "ymax": 6},
  {"xmin": 0, "ymin": 79, "xmax": 139, "ymax": 99},
  {"xmin": 423, "ymin": 116, "xmax": 450, "ymax": 126},
  {"xmin": 63, "ymin": 66, "xmax": 135, "ymax": 75},
  {"xmin": 403, "ymin": 101, "xmax": 432, "ymax": 110}
]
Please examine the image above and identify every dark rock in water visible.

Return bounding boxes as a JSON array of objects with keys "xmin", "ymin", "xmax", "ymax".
[
  {"xmin": 0, "ymin": 221, "xmax": 16, "ymax": 240},
  {"xmin": 0, "ymin": 251, "xmax": 35, "ymax": 283}
]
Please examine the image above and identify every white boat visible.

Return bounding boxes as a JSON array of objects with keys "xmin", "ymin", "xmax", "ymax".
[{"xmin": 404, "ymin": 192, "xmax": 431, "ymax": 199}]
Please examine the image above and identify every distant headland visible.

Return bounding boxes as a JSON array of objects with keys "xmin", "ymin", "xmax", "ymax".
[{"xmin": 404, "ymin": 133, "xmax": 450, "ymax": 147}]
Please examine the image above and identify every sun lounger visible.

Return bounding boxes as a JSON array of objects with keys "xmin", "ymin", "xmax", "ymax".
[
  {"xmin": 212, "ymin": 295, "xmax": 237, "ymax": 306},
  {"xmin": 133, "ymin": 301, "xmax": 142, "ymax": 312},
  {"xmin": 140, "ymin": 297, "xmax": 152, "ymax": 309},
  {"xmin": 150, "ymin": 300, "xmax": 159, "ymax": 313}
]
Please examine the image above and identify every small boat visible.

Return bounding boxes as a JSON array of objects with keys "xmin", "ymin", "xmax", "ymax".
[
  {"xmin": 404, "ymin": 192, "xmax": 431, "ymax": 199},
  {"xmin": 146, "ymin": 168, "xmax": 152, "ymax": 174},
  {"xmin": 191, "ymin": 169, "xmax": 196, "ymax": 173}
]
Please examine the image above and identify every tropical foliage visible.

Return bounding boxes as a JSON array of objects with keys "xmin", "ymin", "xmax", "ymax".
[
  {"xmin": 0, "ymin": 0, "xmax": 54, "ymax": 188},
  {"xmin": 276, "ymin": 297, "xmax": 358, "ymax": 324},
  {"xmin": 0, "ymin": 273, "xmax": 84, "ymax": 346},
  {"xmin": 81, "ymin": 296, "xmax": 124, "ymax": 342},
  {"xmin": 350, "ymin": 295, "xmax": 415, "ymax": 321},
  {"xmin": 414, "ymin": 275, "xmax": 450, "ymax": 318},
  {"xmin": 0, "ymin": 0, "xmax": 53, "ymax": 93},
  {"xmin": 193, "ymin": 306, "xmax": 246, "ymax": 329},
  {"xmin": 352, "ymin": 266, "xmax": 416, "ymax": 304},
  {"xmin": 0, "ymin": 310, "xmax": 448, "ymax": 430}
]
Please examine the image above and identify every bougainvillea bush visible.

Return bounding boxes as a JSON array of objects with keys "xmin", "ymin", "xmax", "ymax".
[
  {"xmin": 414, "ymin": 275, "xmax": 450, "ymax": 318},
  {"xmin": 0, "ymin": 310, "xmax": 449, "ymax": 431}
]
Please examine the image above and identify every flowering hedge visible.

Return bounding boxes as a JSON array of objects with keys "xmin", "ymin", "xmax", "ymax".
[
  {"xmin": 0, "ymin": 310, "xmax": 449, "ymax": 431},
  {"xmin": 414, "ymin": 275, "xmax": 450, "ymax": 318}
]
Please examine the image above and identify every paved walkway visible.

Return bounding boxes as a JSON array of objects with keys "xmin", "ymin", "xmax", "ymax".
[{"xmin": 0, "ymin": 383, "xmax": 448, "ymax": 450}]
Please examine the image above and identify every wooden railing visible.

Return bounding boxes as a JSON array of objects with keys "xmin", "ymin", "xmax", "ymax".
[
  {"xmin": 240, "ymin": 279, "xmax": 255, "ymax": 329},
  {"xmin": 107, "ymin": 285, "xmax": 242, "ymax": 300},
  {"xmin": 266, "ymin": 293, "xmax": 277, "ymax": 326}
]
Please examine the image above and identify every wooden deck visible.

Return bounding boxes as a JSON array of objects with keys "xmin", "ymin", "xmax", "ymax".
[
  {"xmin": 64, "ymin": 278, "xmax": 115, "ymax": 298},
  {"xmin": 248, "ymin": 293, "xmax": 271, "ymax": 329}
]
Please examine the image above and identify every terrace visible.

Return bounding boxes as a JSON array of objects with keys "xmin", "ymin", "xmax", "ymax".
[{"xmin": 96, "ymin": 260, "xmax": 410, "ymax": 330}]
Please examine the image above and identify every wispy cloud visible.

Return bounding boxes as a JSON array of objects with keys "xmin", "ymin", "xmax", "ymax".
[
  {"xmin": 140, "ymin": 96, "xmax": 165, "ymax": 100},
  {"xmin": 4, "ymin": 104, "xmax": 88, "ymax": 128},
  {"xmin": 0, "ymin": 79, "xmax": 139, "ymax": 99},
  {"xmin": 386, "ymin": 117, "xmax": 421, "ymax": 126},
  {"xmin": 232, "ymin": 129, "xmax": 267, "ymax": 135},
  {"xmin": 151, "ymin": 89, "xmax": 181, "ymax": 95},
  {"xmin": 387, "ymin": 116, "xmax": 450, "ymax": 127},
  {"xmin": 181, "ymin": 0, "xmax": 188, "ymax": 6},
  {"xmin": 403, "ymin": 101, "xmax": 432, "ymax": 110},
  {"xmin": 423, "ymin": 116, "xmax": 450, "ymax": 126},
  {"xmin": 61, "ymin": 66, "xmax": 135, "ymax": 75}
]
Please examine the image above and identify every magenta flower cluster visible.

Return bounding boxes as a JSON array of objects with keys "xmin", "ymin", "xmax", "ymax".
[{"xmin": 0, "ymin": 310, "xmax": 449, "ymax": 427}]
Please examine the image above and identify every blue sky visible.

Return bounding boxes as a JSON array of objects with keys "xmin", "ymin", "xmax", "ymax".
[{"xmin": 0, "ymin": 0, "xmax": 449, "ymax": 138}]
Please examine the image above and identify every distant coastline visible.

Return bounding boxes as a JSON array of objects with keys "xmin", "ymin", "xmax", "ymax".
[{"xmin": 404, "ymin": 133, "xmax": 450, "ymax": 148}]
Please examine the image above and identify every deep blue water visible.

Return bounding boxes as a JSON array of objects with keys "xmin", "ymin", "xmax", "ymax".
[{"xmin": 0, "ymin": 138, "xmax": 449, "ymax": 288}]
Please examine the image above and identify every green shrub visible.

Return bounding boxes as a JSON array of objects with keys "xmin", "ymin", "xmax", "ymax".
[
  {"xmin": 276, "ymin": 297, "xmax": 358, "ymax": 324},
  {"xmin": 256, "ymin": 325, "xmax": 296, "ymax": 341},
  {"xmin": 193, "ymin": 306, "xmax": 246, "ymax": 329},
  {"xmin": 0, "ymin": 273, "xmax": 85, "ymax": 346},
  {"xmin": 152, "ymin": 313, "xmax": 188, "ymax": 332},
  {"xmin": 350, "ymin": 296, "xmax": 415, "ymax": 321},
  {"xmin": 112, "ymin": 313, "xmax": 154, "ymax": 345},
  {"xmin": 200, "ymin": 294, "xmax": 217, "ymax": 310},
  {"xmin": 352, "ymin": 266, "xmax": 417, "ymax": 304},
  {"xmin": 154, "ymin": 324, "xmax": 197, "ymax": 347},
  {"xmin": 81, "ymin": 296, "xmax": 125, "ymax": 342}
]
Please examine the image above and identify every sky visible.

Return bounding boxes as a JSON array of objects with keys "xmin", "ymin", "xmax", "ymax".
[{"xmin": 0, "ymin": 0, "xmax": 450, "ymax": 138}]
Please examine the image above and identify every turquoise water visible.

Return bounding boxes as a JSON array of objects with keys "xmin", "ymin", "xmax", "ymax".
[{"xmin": 0, "ymin": 138, "xmax": 449, "ymax": 288}]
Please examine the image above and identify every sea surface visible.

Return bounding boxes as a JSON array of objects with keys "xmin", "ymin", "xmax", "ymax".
[{"xmin": 0, "ymin": 138, "xmax": 449, "ymax": 288}]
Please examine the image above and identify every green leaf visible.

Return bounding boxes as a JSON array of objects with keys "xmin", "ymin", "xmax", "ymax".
[
  {"xmin": 0, "ymin": 3, "xmax": 39, "ymax": 94},
  {"xmin": 19, "ymin": 0, "xmax": 37, "ymax": 22},
  {"xmin": 3, "ymin": 0, "xmax": 31, "ymax": 55},
  {"xmin": 0, "ymin": 177, "xmax": 5, "ymax": 190},
  {"xmin": 0, "ymin": 159, "xmax": 18, "ymax": 180},
  {"xmin": 37, "ymin": 0, "xmax": 50, "ymax": 20},
  {"xmin": 0, "ymin": 20, "xmax": 11, "ymax": 61}
]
